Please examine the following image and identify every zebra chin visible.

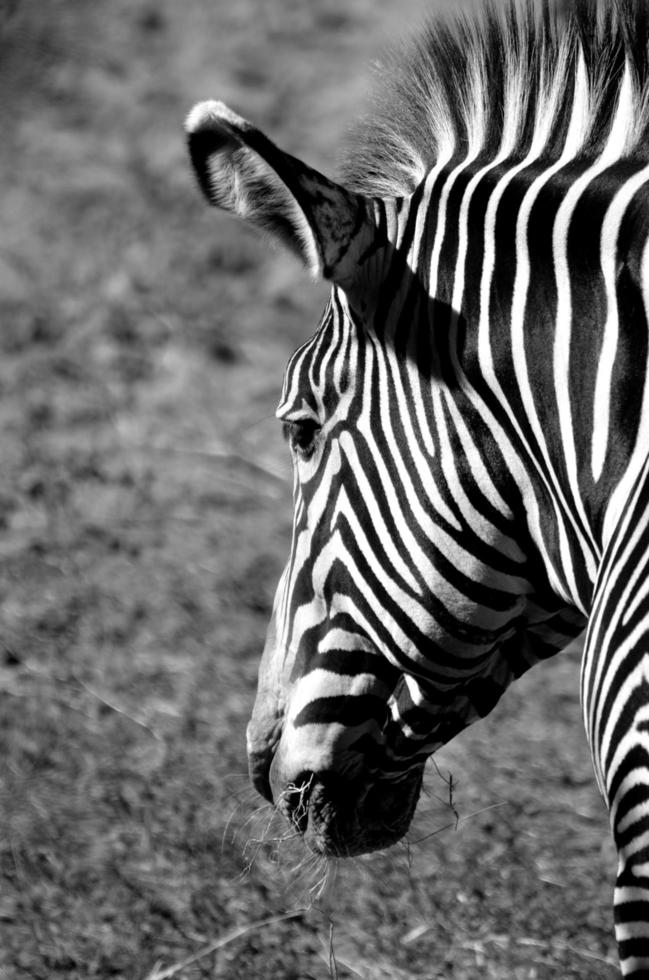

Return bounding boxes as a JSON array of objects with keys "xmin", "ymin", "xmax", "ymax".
[{"xmin": 249, "ymin": 748, "xmax": 425, "ymax": 857}]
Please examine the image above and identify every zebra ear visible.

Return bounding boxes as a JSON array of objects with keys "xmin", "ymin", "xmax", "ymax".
[{"xmin": 186, "ymin": 100, "xmax": 378, "ymax": 286}]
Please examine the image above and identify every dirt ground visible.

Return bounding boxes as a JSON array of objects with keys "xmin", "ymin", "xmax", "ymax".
[{"xmin": 0, "ymin": 1, "xmax": 621, "ymax": 978}]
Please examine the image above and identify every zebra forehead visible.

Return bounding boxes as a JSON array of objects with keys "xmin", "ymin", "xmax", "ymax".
[
  {"xmin": 278, "ymin": 294, "xmax": 357, "ymax": 411},
  {"xmin": 341, "ymin": 0, "xmax": 649, "ymax": 198}
]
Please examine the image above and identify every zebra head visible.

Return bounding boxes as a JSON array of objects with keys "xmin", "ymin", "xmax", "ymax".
[{"xmin": 186, "ymin": 101, "xmax": 574, "ymax": 857}]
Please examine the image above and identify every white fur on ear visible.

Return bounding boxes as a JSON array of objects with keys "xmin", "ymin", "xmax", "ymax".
[
  {"xmin": 185, "ymin": 100, "xmax": 250, "ymax": 139},
  {"xmin": 186, "ymin": 100, "xmax": 323, "ymax": 274},
  {"xmin": 186, "ymin": 100, "xmax": 381, "ymax": 286}
]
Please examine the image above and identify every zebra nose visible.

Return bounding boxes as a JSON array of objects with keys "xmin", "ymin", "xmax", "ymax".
[
  {"xmin": 248, "ymin": 747, "xmax": 274, "ymax": 803},
  {"xmin": 246, "ymin": 716, "xmax": 282, "ymax": 804}
]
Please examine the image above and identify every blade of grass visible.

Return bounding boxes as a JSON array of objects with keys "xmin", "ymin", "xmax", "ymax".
[{"xmin": 143, "ymin": 910, "xmax": 303, "ymax": 980}]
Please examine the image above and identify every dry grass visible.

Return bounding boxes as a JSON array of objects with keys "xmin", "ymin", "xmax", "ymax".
[{"xmin": 0, "ymin": 0, "xmax": 620, "ymax": 977}]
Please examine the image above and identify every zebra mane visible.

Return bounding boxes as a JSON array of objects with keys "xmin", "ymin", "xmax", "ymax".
[{"xmin": 341, "ymin": 0, "xmax": 649, "ymax": 197}]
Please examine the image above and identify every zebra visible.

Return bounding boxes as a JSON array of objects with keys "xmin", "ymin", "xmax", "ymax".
[{"xmin": 187, "ymin": 0, "xmax": 649, "ymax": 973}]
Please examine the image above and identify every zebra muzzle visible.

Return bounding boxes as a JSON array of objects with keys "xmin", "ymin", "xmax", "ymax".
[
  {"xmin": 248, "ymin": 715, "xmax": 425, "ymax": 856},
  {"xmin": 274, "ymin": 770, "xmax": 355, "ymax": 854},
  {"xmin": 278, "ymin": 772, "xmax": 335, "ymax": 833},
  {"xmin": 273, "ymin": 766, "xmax": 425, "ymax": 857},
  {"xmin": 279, "ymin": 771, "xmax": 317, "ymax": 834}
]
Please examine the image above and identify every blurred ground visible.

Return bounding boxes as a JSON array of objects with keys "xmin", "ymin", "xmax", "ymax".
[{"xmin": 0, "ymin": 1, "xmax": 619, "ymax": 978}]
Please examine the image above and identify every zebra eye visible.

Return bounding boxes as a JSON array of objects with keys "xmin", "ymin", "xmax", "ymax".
[{"xmin": 282, "ymin": 419, "xmax": 321, "ymax": 458}]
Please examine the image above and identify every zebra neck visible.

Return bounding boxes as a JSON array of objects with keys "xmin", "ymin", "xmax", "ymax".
[{"xmin": 372, "ymin": 156, "xmax": 649, "ymax": 606}]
